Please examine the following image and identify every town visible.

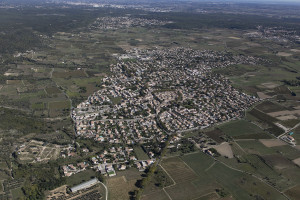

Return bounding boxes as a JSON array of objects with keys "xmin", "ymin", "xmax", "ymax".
[
  {"xmin": 89, "ymin": 17, "xmax": 172, "ymax": 30},
  {"xmin": 69, "ymin": 47, "xmax": 263, "ymax": 174}
]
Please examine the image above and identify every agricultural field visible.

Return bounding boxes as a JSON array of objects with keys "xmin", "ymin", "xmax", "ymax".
[
  {"xmin": 218, "ymin": 120, "xmax": 270, "ymax": 139},
  {"xmin": 107, "ymin": 168, "xmax": 143, "ymax": 200},
  {"xmin": 207, "ymin": 162, "xmax": 286, "ymax": 200},
  {"xmin": 285, "ymin": 185, "xmax": 300, "ymax": 200},
  {"xmin": 247, "ymin": 108, "xmax": 284, "ymax": 137},
  {"xmin": 271, "ymin": 145, "xmax": 300, "ymax": 160},
  {"xmin": 141, "ymin": 166, "xmax": 173, "ymax": 200},
  {"xmin": 236, "ymin": 140, "xmax": 277, "ymax": 155},
  {"xmin": 0, "ymin": 2, "xmax": 300, "ymax": 200},
  {"xmin": 204, "ymin": 129, "xmax": 226, "ymax": 143},
  {"xmin": 160, "ymin": 152, "xmax": 287, "ymax": 200}
]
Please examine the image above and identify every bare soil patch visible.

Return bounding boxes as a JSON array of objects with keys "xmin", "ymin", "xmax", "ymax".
[
  {"xmin": 268, "ymin": 110, "xmax": 300, "ymax": 118},
  {"xmin": 259, "ymin": 139, "xmax": 286, "ymax": 147},
  {"xmin": 290, "ymin": 49, "xmax": 300, "ymax": 53},
  {"xmin": 214, "ymin": 142, "xmax": 234, "ymax": 158},
  {"xmin": 260, "ymin": 82, "xmax": 280, "ymax": 89},
  {"xmin": 277, "ymin": 52, "xmax": 292, "ymax": 57},
  {"xmin": 277, "ymin": 115, "xmax": 297, "ymax": 121},
  {"xmin": 257, "ymin": 92, "xmax": 271, "ymax": 99},
  {"xmin": 292, "ymin": 157, "xmax": 300, "ymax": 167},
  {"xmin": 263, "ymin": 154, "xmax": 294, "ymax": 170},
  {"xmin": 285, "ymin": 185, "xmax": 300, "ymax": 200}
]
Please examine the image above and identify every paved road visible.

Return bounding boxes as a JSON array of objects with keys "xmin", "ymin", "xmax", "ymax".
[{"xmin": 99, "ymin": 181, "xmax": 108, "ymax": 200}]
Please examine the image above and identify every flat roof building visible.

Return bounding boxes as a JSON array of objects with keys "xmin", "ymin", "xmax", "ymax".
[{"xmin": 70, "ymin": 178, "xmax": 99, "ymax": 193}]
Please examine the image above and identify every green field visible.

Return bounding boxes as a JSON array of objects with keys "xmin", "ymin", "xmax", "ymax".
[
  {"xmin": 285, "ymin": 185, "xmax": 300, "ymax": 200},
  {"xmin": 271, "ymin": 145, "xmax": 300, "ymax": 160},
  {"xmin": 218, "ymin": 120, "xmax": 269, "ymax": 139},
  {"xmin": 181, "ymin": 152, "xmax": 215, "ymax": 172},
  {"xmin": 237, "ymin": 140, "xmax": 276, "ymax": 155},
  {"xmin": 66, "ymin": 169, "xmax": 97, "ymax": 187},
  {"xmin": 161, "ymin": 152, "xmax": 287, "ymax": 200},
  {"xmin": 207, "ymin": 163, "xmax": 286, "ymax": 200},
  {"xmin": 134, "ymin": 146, "xmax": 149, "ymax": 160},
  {"xmin": 255, "ymin": 101, "xmax": 288, "ymax": 113},
  {"xmin": 45, "ymin": 87, "xmax": 62, "ymax": 95},
  {"xmin": 48, "ymin": 100, "xmax": 71, "ymax": 117},
  {"xmin": 11, "ymin": 187, "xmax": 24, "ymax": 199}
]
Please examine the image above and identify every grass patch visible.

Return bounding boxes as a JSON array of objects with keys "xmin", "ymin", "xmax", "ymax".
[
  {"xmin": 48, "ymin": 101, "xmax": 70, "ymax": 110},
  {"xmin": 271, "ymin": 145, "xmax": 300, "ymax": 160},
  {"xmin": 143, "ymin": 166, "xmax": 173, "ymax": 195},
  {"xmin": 207, "ymin": 162, "xmax": 286, "ymax": 200},
  {"xmin": 285, "ymin": 185, "xmax": 300, "ymax": 200},
  {"xmin": 0, "ymin": 107, "xmax": 46, "ymax": 135},
  {"xmin": 237, "ymin": 140, "xmax": 276, "ymax": 155},
  {"xmin": 182, "ymin": 152, "xmax": 215, "ymax": 173},
  {"xmin": 248, "ymin": 109, "xmax": 284, "ymax": 136},
  {"xmin": 255, "ymin": 101, "xmax": 288, "ymax": 113},
  {"xmin": 66, "ymin": 169, "xmax": 97, "ymax": 187},
  {"xmin": 204, "ymin": 129, "xmax": 225, "ymax": 143},
  {"xmin": 161, "ymin": 157, "xmax": 197, "ymax": 184},
  {"xmin": 48, "ymin": 100, "xmax": 70, "ymax": 117},
  {"xmin": 31, "ymin": 102, "xmax": 45, "ymax": 110},
  {"xmin": 107, "ymin": 173, "xmax": 139, "ymax": 200},
  {"xmin": 234, "ymin": 133, "xmax": 272, "ymax": 139},
  {"xmin": 280, "ymin": 119, "xmax": 300, "ymax": 128},
  {"xmin": 134, "ymin": 146, "xmax": 149, "ymax": 160},
  {"xmin": 110, "ymin": 96, "xmax": 122, "ymax": 105},
  {"xmin": 11, "ymin": 187, "xmax": 24, "ymax": 199},
  {"xmin": 45, "ymin": 87, "xmax": 61, "ymax": 95},
  {"xmin": 52, "ymin": 70, "xmax": 87, "ymax": 79},
  {"xmin": 219, "ymin": 120, "xmax": 265, "ymax": 138}
]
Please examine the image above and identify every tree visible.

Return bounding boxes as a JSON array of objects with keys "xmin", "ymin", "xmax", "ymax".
[{"xmin": 22, "ymin": 184, "xmax": 43, "ymax": 200}]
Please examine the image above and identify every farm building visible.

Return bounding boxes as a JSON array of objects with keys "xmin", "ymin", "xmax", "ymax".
[{"xmin": 70, "ymin": 178, "xmax": 99, "ymax": 193}]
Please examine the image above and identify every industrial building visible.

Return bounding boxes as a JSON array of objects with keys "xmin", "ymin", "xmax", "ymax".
[{"xmin": 70, "ymin": 178, "xmax": 99, "ymax": 193}]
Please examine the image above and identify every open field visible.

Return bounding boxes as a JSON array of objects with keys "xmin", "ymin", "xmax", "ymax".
[
  {"xmin": 262, "ymin": 154, "xmax": 295, "ymax": 170},
  {"xmin": 237, "ymin": 140, "xmax": 276, "ymax": 155},
  {"xmin": 271, "ymin": 145, "xmax": 300, "ymax": 160},
  {"xmin": 142, "ymin": 189, "xmax": 169, "ymax": 200},
  {"xmin": 161, "ymin": 154, "xmax": 217, "ymax": 200},
  {"xmin": 204, "ymin": 129, "xmax": 225, "ymax": 143},
  {"xmin": 48, "ymin": 100, "xmax": 70, "ymax": 117},
  {"xmin": 292, "ymin": 157, "xmax": 300, "ymax": 167},
  {"xmin": 11, "ymin": 187, "xmax": 23, "ymax": 200},
  {"xmin": 259, "ymin": 139, "xmax": 287, "ymax": 148},
  {"xmin": 52, "ymin": 69, "xmax": 87, "ymax": 79},
  {"xmin": 196, "ymin": 193, "xmax": 219, "ymax": 200},
  {"xmin": 106, "ymin": 168, "xmax": 143, "ymax": 200},
  {"xmin": 247, "ymin": 109, "xmax": 284, "ymax": 137},
  {"xmin": 66, "ymin": 169, "xmax": 97, "ymax": 187},
  {"xmin": 107, "ymin": 175, "xmax": 137, "ymax": 200},
  {"xmin": 207, "ymin": 162, "xmax": 286, "ymax": 200},
  {"xmin": 213, "ymin": 142, "xmax": 234, "ymax": 158},
  {"xmin": 134, "ymin": 146, "xmax": 149, "ymax": 160},
  {"xmin": 161, "ymin": 157, "xmax": 197, "ymax": 184},
  {"xmin": 142, "ymin": 166, "xmax": 173, "ymax": 199},
  {"xmin": 218, "ymin": 120, "xmax": 269, "ymax": 139},
  {"xmin": 161, "ymin": 152, "xmax": 287, "ymax": 200},
  {"xmin": 285, "ymin": 185, "xmax": 300, "ymax": 200},
  {"xmin": 255, "ymin": 101, "xmax": 288, "ymax": 113}
]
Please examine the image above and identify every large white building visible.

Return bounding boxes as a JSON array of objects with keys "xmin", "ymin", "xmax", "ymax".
[{"xmin": 70, "ymin": 178, "xmax": 99, "ymax": 193}]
